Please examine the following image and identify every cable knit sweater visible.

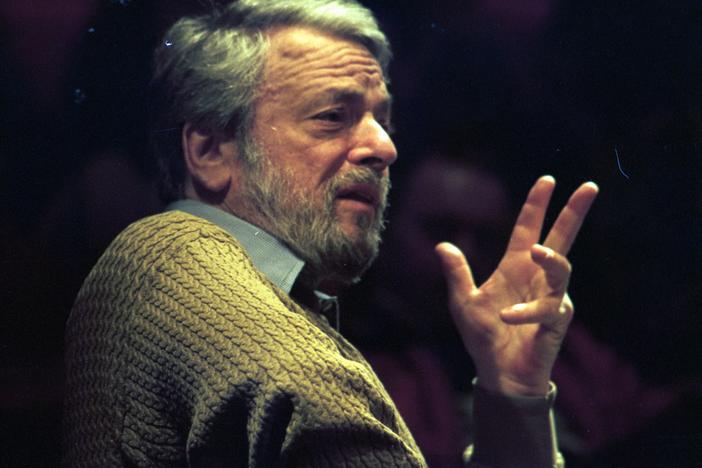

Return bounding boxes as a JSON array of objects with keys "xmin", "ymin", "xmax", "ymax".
[{"xmin": 64, "ymin": 211, "xmax": 427, "ymax": 467}]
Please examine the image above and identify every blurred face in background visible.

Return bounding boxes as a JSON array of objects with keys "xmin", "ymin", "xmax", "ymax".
[{"xmin": 393, "ymin": 156, "xmax": 513, "ymax": 287}]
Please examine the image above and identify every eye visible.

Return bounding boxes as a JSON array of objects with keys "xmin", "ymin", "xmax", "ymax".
[{"xmin": 313, "ymin": 108, "xmax": 347, "ymax": 124}]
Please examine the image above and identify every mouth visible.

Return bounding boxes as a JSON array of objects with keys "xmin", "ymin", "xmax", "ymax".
[{"xmin": 335, "ymin": 183, "xmax": 380, "ymax": 208}]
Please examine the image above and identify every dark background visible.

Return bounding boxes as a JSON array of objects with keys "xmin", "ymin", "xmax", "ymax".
[{"xmin": 1, "ymin": 0, "xmax": 701, "ymax": 466}]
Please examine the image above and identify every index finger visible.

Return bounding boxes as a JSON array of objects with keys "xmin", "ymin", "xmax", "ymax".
[
  {"xmin": 435, "ymin": 242, "xmax": 477, "ymax": 299},
  {"xmin": 543, "ymin": 181, "xmax": 599, "ymax": 255}
]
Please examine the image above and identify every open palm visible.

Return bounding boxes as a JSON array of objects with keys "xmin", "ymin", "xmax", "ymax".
[{"xmin": 436, "ymin": 176, "xmax": 599, "ymax": 396}]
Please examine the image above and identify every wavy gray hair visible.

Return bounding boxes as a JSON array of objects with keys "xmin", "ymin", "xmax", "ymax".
[{"xmin": 151, "ymin": 0, "xmax": 391, "ymax": 202}]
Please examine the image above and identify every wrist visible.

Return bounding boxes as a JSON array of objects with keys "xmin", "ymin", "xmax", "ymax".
[
  {"xmin": 469, "ymin": 379, "xmax": 561, "ymax": 467},
  {"xmin": 475, "ymin": 372, "xmax": 551, "ymax": 397}
]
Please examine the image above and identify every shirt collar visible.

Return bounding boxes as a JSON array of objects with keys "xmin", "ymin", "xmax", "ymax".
[{"xmin": 165, "ymin": 199, "xmax": 304, "ymax": 294}]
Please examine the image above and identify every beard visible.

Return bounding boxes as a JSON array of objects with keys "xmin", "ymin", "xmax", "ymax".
[{"xmin": 235, "ymin": 142, "xmax": 390, "ymax": 289}]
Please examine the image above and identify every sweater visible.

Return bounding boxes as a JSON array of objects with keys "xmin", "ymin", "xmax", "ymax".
[{"xmin": 64, "ymin": 211, "xmax": 427, "ymax": 467}]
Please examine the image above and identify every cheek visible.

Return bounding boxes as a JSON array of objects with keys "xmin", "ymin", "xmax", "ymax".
[
  {"xmin": 311, "ymin": 148, "xmax": 350, "ymax": 186},
  {"xmin": 256, "ymin": 122, "xmax": 350, "ymax": 187},
  {"xmin": 289, "ymin": 158, "xmax": 347, "ymax": 194}
]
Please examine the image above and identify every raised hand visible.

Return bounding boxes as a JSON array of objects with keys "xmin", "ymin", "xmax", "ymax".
[{"xmin": 435, "ymin": 176, "xmax": 599, "ymax": 396}]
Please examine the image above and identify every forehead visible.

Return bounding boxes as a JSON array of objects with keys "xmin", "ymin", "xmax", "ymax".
[{"xmin": 261, "ymin": 26, "xmax": 387, "ymax": 100}]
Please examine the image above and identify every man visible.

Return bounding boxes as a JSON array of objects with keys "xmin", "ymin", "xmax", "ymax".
[{"xmin": 64, "ymin": 1, "xmax": 598, "ymax": 467}]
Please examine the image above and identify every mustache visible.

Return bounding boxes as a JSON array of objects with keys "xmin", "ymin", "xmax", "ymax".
[{"xmin": 329, "ymin": 169, "xmax": 391, "ymax": 202}]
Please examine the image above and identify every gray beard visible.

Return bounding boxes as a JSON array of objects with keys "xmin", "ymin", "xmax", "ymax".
[{"xmin": 235, "ymin": 145, "xmax": 389, "ymax": 289}]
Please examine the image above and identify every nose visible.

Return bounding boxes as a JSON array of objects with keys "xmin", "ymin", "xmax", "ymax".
[{"xmin": 347, "ymin": 114, "xmax": 398, "ymax": 172}]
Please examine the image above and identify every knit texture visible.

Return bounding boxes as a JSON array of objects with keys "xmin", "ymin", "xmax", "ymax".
[{"xmin": 64, "ymin": 211, "xmax": 426, "ymax": 467}]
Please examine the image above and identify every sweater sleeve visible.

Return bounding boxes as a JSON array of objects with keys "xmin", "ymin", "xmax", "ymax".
[{"xmin": 464, "ymin": 381, "xmax": 564, "ymax": 468}]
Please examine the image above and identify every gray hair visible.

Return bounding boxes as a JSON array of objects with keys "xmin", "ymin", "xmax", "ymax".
[{"xmin": 151, "ymin": 0, "xmax": 392, "ymax": 202}]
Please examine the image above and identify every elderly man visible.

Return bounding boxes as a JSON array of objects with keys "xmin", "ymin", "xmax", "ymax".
[{"xmin": 64, "ymin": 1, "xmax": 598, "ymax": 467}]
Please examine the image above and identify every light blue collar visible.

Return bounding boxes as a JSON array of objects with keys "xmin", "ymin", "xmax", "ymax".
[{"xmin": 165, "ymin": 199, "xmax": 304, "ymax": 294}]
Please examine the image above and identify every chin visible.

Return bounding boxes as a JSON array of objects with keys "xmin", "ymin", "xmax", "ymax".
[
  {"xmin": 339, "ymin": 224, "xmax": 366, "ymax": 243},
  {"xmin": 341, "ymin": 211, "xmax": 377, "ymax": 236},
  {"xmin": 321, "ymin": 230, "xmax": 381, "ymax": 287}
]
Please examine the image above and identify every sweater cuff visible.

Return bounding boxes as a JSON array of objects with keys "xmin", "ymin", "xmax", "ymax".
[{"xmin": 464, "ymin": 380, "xmax": 564, "ymax": 468}]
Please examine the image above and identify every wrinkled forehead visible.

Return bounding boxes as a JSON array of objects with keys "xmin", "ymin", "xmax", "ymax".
[{"xmin": 261, "ymin": 26, "xmax": 387, "ymax": 96}]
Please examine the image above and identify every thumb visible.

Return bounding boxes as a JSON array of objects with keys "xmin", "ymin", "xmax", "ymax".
[{"xmin": 435, "ymin": 242, "xmax": 477, "ymax": 298}]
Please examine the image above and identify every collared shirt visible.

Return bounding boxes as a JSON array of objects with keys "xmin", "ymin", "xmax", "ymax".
[
  {"xmin": 165, "ymin": 199, "xmax": 340, "ymax": 327},
  {"xmin": 166, "ymin": 199, "xmax": 304, "ymax": 294}
]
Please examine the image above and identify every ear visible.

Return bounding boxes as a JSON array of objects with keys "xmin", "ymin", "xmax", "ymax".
[{"xmin": 182, "ymin": 122, "xmax": 238, "ymax": 196}]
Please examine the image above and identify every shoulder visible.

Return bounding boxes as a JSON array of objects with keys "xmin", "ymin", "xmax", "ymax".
[
  {"xmin": 107, "ymin": 210, "xmax": 280, "ymax": 318},
  {"xmin": 72, "ymin": 210, "xmax": 254, "ymax": 315},
  {"xmin": 96, "ymin": 210, "xmax": 246, "ymax": 272},
  {"xmin": 117, "ymin": 210, "xmax": 237, "ymax": 251}
]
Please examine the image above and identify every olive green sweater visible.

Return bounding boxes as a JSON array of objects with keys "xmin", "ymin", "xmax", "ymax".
[{"xmin": 64, "ymin": 211, "xmax": 426, "ymax": 467}]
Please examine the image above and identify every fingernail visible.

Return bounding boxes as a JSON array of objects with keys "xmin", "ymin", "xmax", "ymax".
[
  {"xmin": 584, "ymin": 181, "xmax": 599, "ymax": 192},
  {"xmin": 510, "ymin": 303, "xmax": 527, "ymax": 312},
  {"xmin": 535, "ymin": 245, "xmax": 555, "ymax": 258},
  {"xmin": 541, "ymin": 175, "xmax": 555, "ymax": 183},
  {"xmin": 437, "ymin": 242, "xmax": 461, "ymax": 256}
]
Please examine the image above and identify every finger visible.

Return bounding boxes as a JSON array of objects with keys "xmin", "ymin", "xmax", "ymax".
[
  {"xmin": 500, "ymin": 296, "xmax": 573, "ymax": 326},
  {"xmin": 435, "ymin": 242, "xmax": 477, "ymax": 300},
  {"xmin": 530, "ymin": 244, "xmax": 572, "ymax": 293},
  {"xmin": 543, "ymin": 181, "xmax": 599, "ymax": 255},
  {"xmin": 506, "ymin": 176, "xmax": 556, "ymax": 252}
]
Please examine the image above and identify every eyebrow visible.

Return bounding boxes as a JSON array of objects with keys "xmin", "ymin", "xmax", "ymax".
[{"xmin": 301, "ymin": 87, "xmax": 393, "ymax": 115}]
